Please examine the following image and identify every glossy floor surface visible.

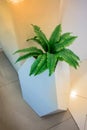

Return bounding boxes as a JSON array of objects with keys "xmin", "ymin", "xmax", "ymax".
[{"xmin": 0, "ymin": 52, "xmax": 79, "ymax": 130}]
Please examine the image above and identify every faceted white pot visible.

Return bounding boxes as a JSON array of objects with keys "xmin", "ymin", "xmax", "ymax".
[{"xmin": 18, "ymin": 58, "xmax": 70, "ymax": 117}]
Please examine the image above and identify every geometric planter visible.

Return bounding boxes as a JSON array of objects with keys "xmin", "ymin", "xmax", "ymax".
[{"xmin": 18, "ymin": 58, "xmax": 70, "ymax": 117}]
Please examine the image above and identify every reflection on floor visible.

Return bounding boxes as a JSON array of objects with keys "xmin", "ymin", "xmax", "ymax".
[
  {"xmin": 69, "ymin": 60, "xmax": 87, "ymax": 130},
  {"xmin": 0, "ymin": 51, "xmax": 79, "ymax": 130}
]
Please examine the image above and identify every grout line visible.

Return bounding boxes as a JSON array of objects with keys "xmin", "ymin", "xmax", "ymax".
[
  {"xmin": 68, "ymin": 110, "xmax": 80, "ymax": 130},
  {"xmin": 47, "ymin": 117, "xmax": 71, "ymax": 130}
]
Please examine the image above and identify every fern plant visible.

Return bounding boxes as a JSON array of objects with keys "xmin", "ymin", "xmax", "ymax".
[{"xmin": 14, "ymin": 24, "xmax": 80, "ymax": 76}]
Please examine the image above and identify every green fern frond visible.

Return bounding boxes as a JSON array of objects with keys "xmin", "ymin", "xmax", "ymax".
[
  {"xmin": 57, "ymin": 49, "xmax": 79, "ymax": 69},
  {"xmin": 49, "ymin": 24, "xmax": 62, "ymax": 47},
  {"xmin": 14, "ymin": 47, "xmax": 43, "ymax": 54},
  {"xmin": 26, "ymin": 36, "xmax": 37, "ymax": 42},
  {"xmin": 16, "ymin": 53, "xmax": 39, "ymax": 63},
  {"xmin": 62, "ymin": 49, "xmax": 80, "ymax": 61},
  {"xmin": 31, "ymin": 24, "xmax": 49, "ymax": 52},
  {"xmin": 59, "ymin": 32, "xmax": 72, "ymax": 44},
  {"xmin": 30, "ymin": 54, "xmax": 47, "ymax": 76},
  {"xmin": 36, "ymin": 63, "xmax": 47, "ymax": 75},
  {"xmin": 26, "ymin": 36, "xmax": 47, "ymax": 52},
  {"xmin": 34, "ymin": 54, "xmax": 47, "ymax": 75},
  {"xmin": 47, "ymin": 53, "xmax": 58, "ymax": 76},
  {"xmin": 54, "ymin": 36, "xmax": 77, "ymax": 52}
]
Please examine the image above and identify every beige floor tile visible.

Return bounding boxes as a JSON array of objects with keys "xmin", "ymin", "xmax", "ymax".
[
  {"xmin": 0, "ymin": 81, "xmax": 71, "ymax": 130},
  {"xmin": 49, "ymin": 118, "xmax": 79, "ymax": 130},
  {"xmin": 0, "ymin": 63, "xmax": 18, "ymax": 87},
  {"xmin": 0, "ymin": 123, "xmax": 9, "ymax": 130},
  {"xmin": 0, "ymin": 52, "xmax": 10, "ymax": 65}
]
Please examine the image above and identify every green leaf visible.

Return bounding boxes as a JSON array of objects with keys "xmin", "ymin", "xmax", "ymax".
[
  {"xmin": 59, "ymin": 32, "xmax": 72, "ymax": 44},
  {"xmin": 14, "ymin": 47, "xmax": 43, "ymax": 54},
  {"xmin": 26, "ymin": 36, "xmax": 47, "ymax": 51},
  {"xmin": 16, "ymin": 53, "xmax": 40, "ymax": 63},
  {"xmin": 47, "ymin": 53, "xmax": 58, "ymax": 76},
  {"xmin": 30, "ymin": 54, "xmax": 47, "ymax": 76},
  {"xmin": 49, "ymin": 24, "xmax": 62, "ymax": 46},
  {"xmin": 26, "ymin": 36, "xmax": 37, "ymax": 42},
  {"xmin": 63, "ymin": 49, "xmax": 80, "ymax": 61},
  {"xmin": 36, "ymin": 63, "xmax": 47, "ymax": 75},
  {"xmin": 31, "ymin": 25, "xmax": 49, "ymax": 52},
  {"xmin": 54, "ymin": 36, "xmax": 77, "ymax": 52},
  {"xmin": 57, "ymin": 49, "xmax": 79, "ymax": 69},
  {"xmin": 34, "ymin": 54, "xmax": 47, "ymax": 75}
]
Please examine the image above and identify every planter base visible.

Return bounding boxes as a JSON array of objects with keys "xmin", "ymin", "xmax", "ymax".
[{"xmin": 18, "ymin": 58, "xmax": 70, "ymax": 117}]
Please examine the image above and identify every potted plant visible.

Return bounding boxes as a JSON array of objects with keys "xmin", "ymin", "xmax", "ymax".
[{"xmin": 14, "ymin": 24, "xmax": 80, "ymax": 116}]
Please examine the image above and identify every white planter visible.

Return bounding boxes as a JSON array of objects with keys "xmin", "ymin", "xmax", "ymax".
[{"xmin": 18, "ymin": 58, "xmax": 70, "ymax": 117}]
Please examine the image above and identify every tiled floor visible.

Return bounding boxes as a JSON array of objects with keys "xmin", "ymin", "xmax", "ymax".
[{"xmin": 0, "ymin": 51, "xmax": 79, "ymax": 130}]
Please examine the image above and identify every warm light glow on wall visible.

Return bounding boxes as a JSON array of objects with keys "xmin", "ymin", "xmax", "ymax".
[
  {"xmin": 7, "ymin": 0, "xmax": 24, "ymax": 4},
  {"xmin": 70, "ymin": 91, "xmax": 77, "ymax": 98}
]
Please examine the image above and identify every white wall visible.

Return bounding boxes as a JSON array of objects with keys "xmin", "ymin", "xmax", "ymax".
[
  {"xmin": 0, "ymin": 1, "xmax": 21, "ymax": 71},
  {"xmin": 8, "ymin": 0, "xmax": 62, "ymax": 50},
  {"xmin": 62, "ymin": 0, "xmax": 87, "ymax": 61}
]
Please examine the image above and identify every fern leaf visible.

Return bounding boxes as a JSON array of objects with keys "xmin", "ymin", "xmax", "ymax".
[
  {"xmin": 47, "ymin": 53, "xmax": 58, "ymax": 76},
  {"xmin": 54, "ymin": 36, "xmax": 77, "ymax": 52},
  {"xmin": 30, "ymin": 54, "xmax": 47, "ymax": 76},
  {"xmin": 34, "ymin": 54, "xmax": 47, "ymax": 75},
  {"xmin": 31, "ymin": 25, "xmax": 49, "ymax": 52},
  {"xmin": 26, "ymin": 36, "xmax": 47, "ymax": 52},
  {"xmin": 49, "ymin": 24, "xmax": 62, "ymax": 46},
  {"xmin": 63, "ymin": 49, "xmax": 80, "ymax": 61},
  {"xmin": 14, "ymin": 47, "xmax": 43, "ymax": 54},
  {"xmin": 26, "ymin": 36, "xmax": 41, "ymax": 46},
  {"xmin": 26, "ymin": 36, "xmax": 37, "ymax": 42},
  {"xmin": 59, "ymin": 32, "xmax": 72, "ymax": 44},
  {"xmin": 16, "ymin": 53, "xmax": 40, "ymax": 63},
  {"xmin": 57, "ymin": 49, "xmax": 79, "ymax": 69},
  {"xmin": 36, "ymin": 63, "xmax": 47, "ymax": 75}
]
